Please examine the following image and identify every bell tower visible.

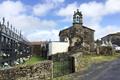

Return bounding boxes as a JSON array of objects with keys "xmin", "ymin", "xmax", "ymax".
[{"xmin": 73, "ymin": 9, "xmax": 83, "ymax": 25}]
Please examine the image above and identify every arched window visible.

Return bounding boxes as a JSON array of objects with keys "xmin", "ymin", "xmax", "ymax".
[{"xmin": 76, "ymin": 15, "xmax": 80, "ymax": 23}]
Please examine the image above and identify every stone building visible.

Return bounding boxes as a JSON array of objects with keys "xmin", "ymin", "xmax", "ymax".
[
  {"xmin": 30, "ymin": 41, "xmax": 48, "ymax": 58},
  {"xmin": 100, "ymin": 32, "xmax": 120, "ymax": 53},
  {"xmin": 59, "ymin": 9, "xmax": 95, "ymax": 51},
  {"xmin": 101, "ymin": 32, "xmax": 120, "ymax": 46}
]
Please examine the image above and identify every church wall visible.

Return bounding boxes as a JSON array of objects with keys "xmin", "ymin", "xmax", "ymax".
[{"xmin": 83, "ymin": 28, "xmax": 94, "ymax": 50}]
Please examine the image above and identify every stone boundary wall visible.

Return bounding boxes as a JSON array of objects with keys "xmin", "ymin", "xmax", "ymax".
[
  {"xmin": 71, "ymin": 52, "xmax": 83, "ymax": 72},
  {"xmin": 0, "ymin": 60, "xmax": 53, "ymax": 80},
  {"xmin": 51, "ymin": 52, "xmax": 70, "ymax": 61},
  {"xmin": 51, "ymin": 52, "xmax": 84, "ymax": 73}
]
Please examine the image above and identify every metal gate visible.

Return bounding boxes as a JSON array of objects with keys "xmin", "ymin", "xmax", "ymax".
[{"xmin": 52, "ymin": 53, "xmax": 74, "ymax": 78}]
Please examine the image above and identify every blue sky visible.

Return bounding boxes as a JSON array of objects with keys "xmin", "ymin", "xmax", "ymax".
[{"xmin": 0, "ymin": 0, "xmax": 120, "ymax": 41}]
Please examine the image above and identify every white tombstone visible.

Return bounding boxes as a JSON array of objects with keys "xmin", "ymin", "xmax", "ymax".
[
  {"xmin": 14, "ymin": 61, "xmax": 19, "ymax": 65},
  {"xmin": 101, "ymin": 41, "xmax": 106, "ymax": 46},
  {"xmin": 105, "ymin": 40, "xmax": 109, "ymax": 45},
  {"xmin": 4, "ymin": 62, "xmax": 8, "ymax": 66},
  {"xmin": 2, "ymin": 53, "xmax": 7, "ymax": 56},
  {"xmin": 20, "ymin": 58, "xmax": 23, "ymax": 63},
  {"xmin": 108, "ymin": 40, "xmax": 112, "ymax": 46}
]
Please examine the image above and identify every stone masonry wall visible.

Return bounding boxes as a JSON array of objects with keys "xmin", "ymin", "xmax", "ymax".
[
  {"xmin": 0, "ymin": 60, "xmax": 53, "ymax": 80},
  {"xmin": 71, "ymin": 52, "xmax": 83, "ymax": 72}
]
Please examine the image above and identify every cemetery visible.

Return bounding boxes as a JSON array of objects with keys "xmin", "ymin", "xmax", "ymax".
[{"xmin": 0, "ymin": 9, "xmax": 120, "ymax": 80}]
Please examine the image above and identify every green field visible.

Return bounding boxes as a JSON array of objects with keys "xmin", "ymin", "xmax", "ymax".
[{"xmin": 24, "ymin": 55, "xmax": 46, "ymax": 65}]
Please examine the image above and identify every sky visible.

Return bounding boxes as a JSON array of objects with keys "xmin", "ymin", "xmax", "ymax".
[{"xmin": 0, "ymin": 0, "xmax": 120, "ymax": 41}]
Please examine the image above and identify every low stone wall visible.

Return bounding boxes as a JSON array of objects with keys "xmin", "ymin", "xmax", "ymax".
[
  {"xmin": 50, "ymin": 52, "xmax": 70, "ymax": 61},
  {"xmin": 0, "ymin": 60, "xmax": 53, "ymax": 80},
  {"xmin": 71, "ymin": 52, "xmax": 83, "ymax": 72},
  {"xmin": 51, "ymin": 52, "xmax": 84, "ymax": 73}
]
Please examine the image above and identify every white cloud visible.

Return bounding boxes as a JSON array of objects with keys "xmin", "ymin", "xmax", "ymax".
[
  {"xmin": 0, "ymin": 1, "xmax": 25, "ymax": 17},
  {"xmin": 80, "ymin": 1, "xmax": 105, "ymax": 18},
  {"xmin": 27, "ymin": 29, "xmax": 60, "ymax": 41},
  {"xmin": 33, "ymin": 0, "xmax": 65, "ymax": 16},
  {"xmin": 33, "ymin": 3, "xmax": 54, "ymax": 16},
  {"xmin": 57, "ymin": 2, "xmax": 77, "ymax": 17},
  {"xmin": 57, "ymin": 0, "xmax": 120, "ymax": 18},
  {"xmin": 6, "ymin": 15, "xmax": 57, "ymax": 35},
  {"xmin": 105, "ymin": 0, "xmax": 120, "ymax": 14},
  {"xmin": 57, "ymin": 2, "xmax": 78, "ymax": 22},
  {"xmin": 45, "ymin": 0, "xmax": 64, "ymax": 3}
]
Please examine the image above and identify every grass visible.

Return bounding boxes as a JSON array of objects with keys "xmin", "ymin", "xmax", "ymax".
[
  {"xmin": 77, "ymin": 53, "xmax": 120, "ymax": 71},
  {"xmin": 54, "ymin": 75, "xmax": 72, "ymax": 80},
  {"xmin": 84, "ymin": 53, "xmax": 120, "ymax": 64},
  {"xmin": 24, "ymin": 55, "xmax": 46, "ymax": 65},
  {"xmin": 53, "ymin": 53, "xmax": 120, "ymax": 80}
]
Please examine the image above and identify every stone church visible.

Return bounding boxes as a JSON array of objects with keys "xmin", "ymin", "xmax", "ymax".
[{"xmin": 59, "ymin": 9, "xmax": 95, "ymax": 51}]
